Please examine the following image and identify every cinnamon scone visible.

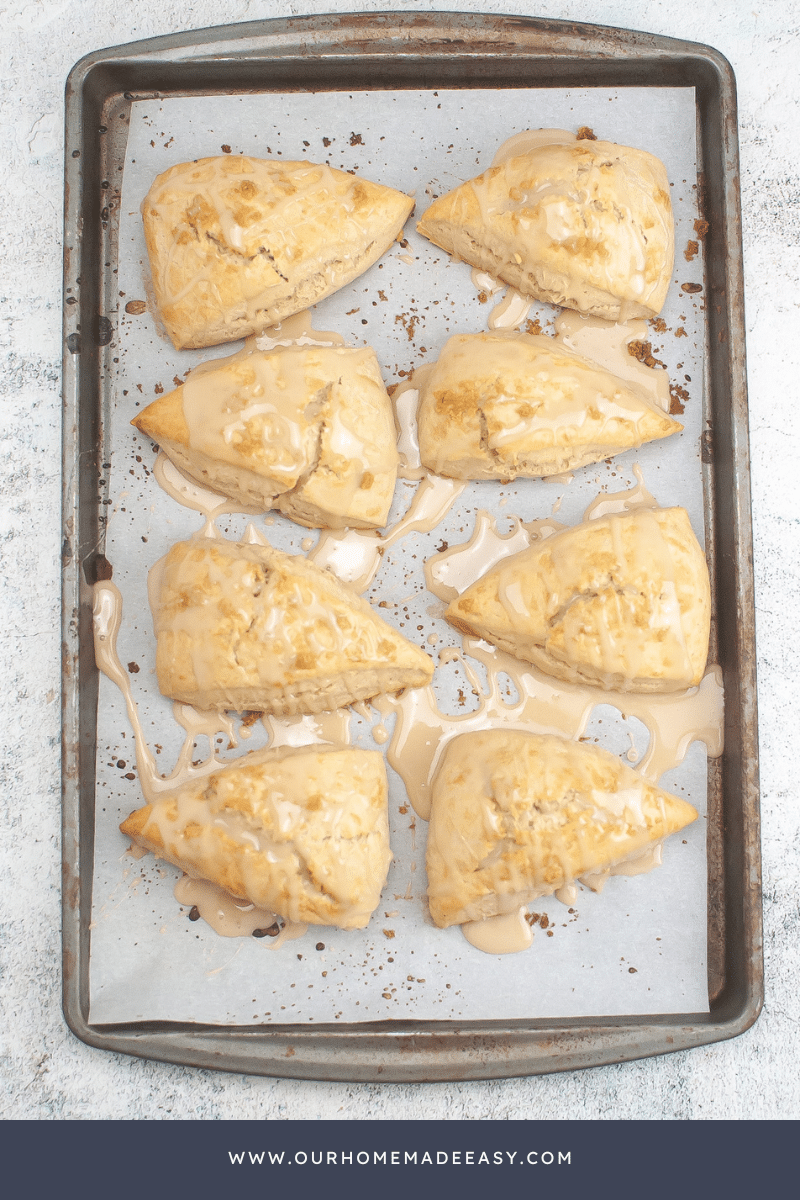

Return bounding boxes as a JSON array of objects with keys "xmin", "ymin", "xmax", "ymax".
[
  {"xmin": 446, "ymin": 506, "xmax": 710, "ymax": 692},
  {"xmin": 426, "ymin": 729, "xmax": 698, "ymax": 928},
  {"xmin": 142, "ymin": 156, "xmax": 414, "ymax": 349},
  {"xmin": 417, "ymin": 138, "xmax": 674, "ymax": 321},
  {"xmin": 416, "ymin": 330, "xmax": 681, "ymax": 479},
  {"xmin": 132, "ymin": 341, "xmax": 399, "ymax": 529},
  {"xmin": 121, "ymin": 745, "xmax": 392, "ymax": 930},
  {"xmin": 152, "ymin": 537, "xmax": 434, "ymax": 713}
]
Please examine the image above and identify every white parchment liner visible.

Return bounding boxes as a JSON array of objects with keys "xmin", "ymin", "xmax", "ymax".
[{"xmin": 88, "ymin": 88, "xmax": 710, "ymax": 1025}]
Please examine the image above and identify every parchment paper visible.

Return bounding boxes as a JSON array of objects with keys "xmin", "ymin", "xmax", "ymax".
[{"xmin": 89, "ymin": 87, "xmax": 710, "ymax": 1025}]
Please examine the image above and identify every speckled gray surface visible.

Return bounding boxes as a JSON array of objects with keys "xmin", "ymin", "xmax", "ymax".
[{"xmin": 1, "ymin": 0, "xmax": 798, "ymax": 1120}]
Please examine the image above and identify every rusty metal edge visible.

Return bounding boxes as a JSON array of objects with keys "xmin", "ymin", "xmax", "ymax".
[{"xmin": 61, "ymin": 10, "xmax": 762, "ymax": 1082}]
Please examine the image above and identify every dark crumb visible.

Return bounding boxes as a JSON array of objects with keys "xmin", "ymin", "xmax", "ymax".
[
  {"xmin": 316, "ymin": 942, "xmax": 325, "ymax": 951},
  {"xmin": 524, "ymin": 317, "xmax": 543, "ymax": 336},
  {"xmin": 172, "ymin": 375, "xmax": 183, "ymax": 388},
  {"xmin": 669, "ymin": 383, "xmax": 689, "ymax": 415},
  {"xmin": 239, "ymin": 710, "xmax": 264, "ymax": 728},
  {"xmin": 649, "ymin": 317, "xmax": 667, "ymax": 333},
  {"xmin": 628, "ymin": 966, "xmax": 638, "ymax": 974},
  {"xmin": 322, "ymin": 137, "xmax": 332, "ymax": 147},
  {"xmin": 124, "ymin": 772, "xmax": 136, "ymax": 781},
  {"xmin": 221, "ymin": 144, "xmax": 232, "ymax": 154},
  {"xmin": 577, "ymin": 125, "xmax": 597, "ymax": 140},
  {"xmin": 188, "ymin": 906, "xmax": 200, "ymax": 922},
  {"xmin": 349, "ymin": 132, "xmax": 363, "ymax": 146},
  {"xmin": 124, "ymin": 300, "xmax": 147, "ymax": 315},
  {"xmin": 477, "ymin": 291, "xmax": 488, "ymax": 303},
  {"xmin": 694, "ymin": 218, "xmax": 709, "ymax": 239},
  {"xmin": 539, "ymin": 914, "xmax": 549, "ymax": 929},
  {"xmin": 253, "ymin": 922, "xmax": 282, "ymax": 938},
  {"xmin": 154, "ymin": 382, "xmax": 163, "ymax": 394},
  {"xmin": 436, "ymin": 540, "xmax": 449, "ymax": 553},
  {"xmin": 383, "ymin": 929, "xmax": 395, "ymax": 939},
  {"xmin": 526, "ymin": 911, "xmax": 541, "ymax": 926},
  {"xmin": 681, "ymin": 282, "xmax": 703, "ymax": 293},
  {"xmin": 627, "ymin": 340, "xmax": 667, "ymax": 370},
  {"xmin": 675, "ymin": 326, "xmax": 687, "ymax": 338},
  {"xmin": 684, "ymin": 240, "xmax": 699, "ymax": 262},
  {"xmin": 546, "ymin": 930, "xmax": 554, "ymax": 937},
  {"xmin": 126, "ymin": 662, "xmax": 139, "ymax": 674}
]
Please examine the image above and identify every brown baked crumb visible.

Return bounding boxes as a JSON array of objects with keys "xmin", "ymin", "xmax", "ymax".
[
  {"xmin": 577, "ymin": 126, "xmax": 597, "ymax": 140},
  {"xmin": 124, "ymin": 300, "xmax": 147, "ymax": 315},
  {"xmin": 628, "ymin": 340, "xmax": 667, "ymax": 371},
  {"xmin": 349, "ymin": 132, "xmax": 363, "ymax": 146},
  {"xmin": 694, "ymin": 218, "xmax": 709, "ymax": 239},
  {"xmin": 395, "ymin": 312, "xmax": 420, "ymax": 341},
  {"xmin": 669, "ymin": 383, "xmax": 689, "ymax": 414},
  {"xmin": 681, "ymin": 282, "xmax": 703, "ymax": 293},
  {"xmin": 649, "ymin": 317, "xmax": 668, "ymax": 333},
  {"xmin": 524, "ymin": 317, "xmax": 543, "ymax": 336},
  {"xmin": 126, "ymin": 661, "xmax": 140, "ymax": 674},
  {"xmin": 382, "ymin": 929, "xmax": 395, "ymax": 939},
  {"xmin": 239, "ymin": 710, "xmax": 264, "ymax": 728},
  {"xmin": 221, "ymin": 144, "xmax": 231, "ymax": 154},
  {"xmin": 684, "ymin": 240, "xmax": 699, "ymax": 262}
]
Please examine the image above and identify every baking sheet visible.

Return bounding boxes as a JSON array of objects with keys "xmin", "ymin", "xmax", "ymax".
[{"xmin": 88, "ymin": 86, "xmax": 710, "ymax": 1026}]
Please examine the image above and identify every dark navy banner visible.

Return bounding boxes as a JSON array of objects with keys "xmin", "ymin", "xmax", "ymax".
[{"xmin": 0, "ymin": 1118, "xmax": 792, "ymax": 1198}]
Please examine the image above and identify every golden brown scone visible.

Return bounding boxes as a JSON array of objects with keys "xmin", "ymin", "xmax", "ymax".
[
  {"xmin": 446, "ymin": 506, "xmax": 710, "ymax": 692},
  {"xmin": 416, "ymin": 330, "xmax": 681, "ymax": 479},
  {"xmin": 152, "ymin": 537, "xmax": 434, "ymax": 713},
  {"xmin": 417, "ymin": 139, "xmax": 674, "ymax": 320},
  {"xmin": 121, "ymin": 745, "xmax": 392, "ymax": 929},
  {"xmin": 132, "ymin": 342, "xmax": 399, "ymax": 529},
  {"xmin": 142, "ymin": 156, "xmax": 414, "ymax": 349},
  {"xmin": 426, "ymin": 729, "xmax": 698, "ymax": 928}
]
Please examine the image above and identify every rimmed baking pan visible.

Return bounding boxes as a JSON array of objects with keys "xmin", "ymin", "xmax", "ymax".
[{"xmin": 62, "ymin": 11, "xmax": 761, "ymax": 1080}]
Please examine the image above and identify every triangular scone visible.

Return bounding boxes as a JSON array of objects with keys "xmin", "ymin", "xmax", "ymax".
[
  {"xmin": 446, "ymin": 506, "xmax": 710, "ymax": 692},
  {"xmin": 426, "ymin": 729, "xmax": 698, "ymax": 928},
  {"xmin": 121, "ymin": 745, "xmax": 392, "ymax": 930},
  {"xmin": 142, "ymin": 156, "xmax": 414, "ymax": 349},
  {"xmin": 132, "ymin": 343, "xmax": 399, "ymax": 529},
  {"xmin": 417, "ymin": 140, "xmax": 674, "ymax": 321},
  {"xmin": 417, "ymin": 330, "xmax": 681, "ymax": 479},
  {"xmin": 152, "ymin": 537, "xmax": 434, "ymax": 714}
]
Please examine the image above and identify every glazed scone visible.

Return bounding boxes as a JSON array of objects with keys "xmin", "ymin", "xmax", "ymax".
[
  {"xmin": 152, "ymin": 537, "xmax": 434, "ymax": 713},
  {"xmin": 417, "ymin": 139, "xmax": 674, "ymax": 321},
  {"xmin": 426, "ymin": 729, "xmax": 698, "ymax": 928},
  {"xmin": 121, "ymin": 745, "xmax": 392, "ymax": 930},
  {"xmin": 446, "ymin": 506, "xmax": 710, "ymax": 692},
  {"xmin": 132, "ymin": 342, "xmax": 399, "ymax": 529},
  {"xmin": 142, "ymin": 156, "xmax": 414, "ymax": 349},
  {"xmin": 416, "ymin": 330, "xmax": 681, "ymax": 479}
]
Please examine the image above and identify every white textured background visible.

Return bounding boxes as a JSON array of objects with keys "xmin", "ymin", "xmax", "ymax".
[{"xmin": 1, "ymin": 0, "xmax": 798, "ymax": 1119}]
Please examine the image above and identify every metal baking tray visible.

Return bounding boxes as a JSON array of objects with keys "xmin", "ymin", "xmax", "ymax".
[{"xmin": 61, "ymin": 11, "xmax": 761, "ymax": 1080}]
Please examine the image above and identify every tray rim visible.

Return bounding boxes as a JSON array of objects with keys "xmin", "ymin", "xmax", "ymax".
[{"xmin": 61, "ymin": 9, "xmax": 762, "ymax": 1082}]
